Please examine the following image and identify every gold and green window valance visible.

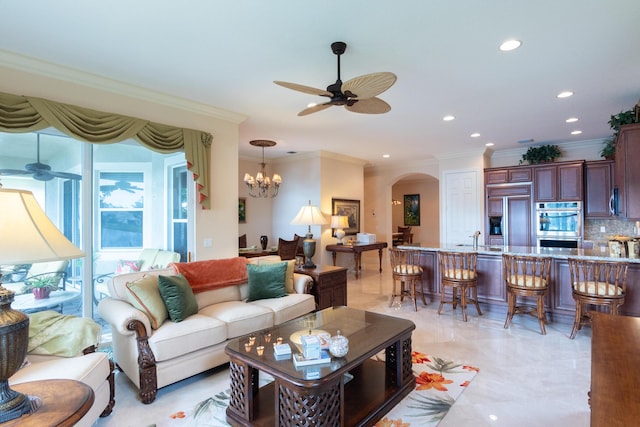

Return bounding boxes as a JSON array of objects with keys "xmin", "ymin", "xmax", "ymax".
[{"xmin": 0, "ymin": 91, "xmax": 213, "ymax": 209}]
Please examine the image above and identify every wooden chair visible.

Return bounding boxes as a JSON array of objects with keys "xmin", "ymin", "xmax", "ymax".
[
  {"xmin": 438, "ymin": 251, "xmax": 482, "ymax": 322},
  {"xmin": 503, "ymin": 254, "xmax": 552, "ymax": 334},
  {"xmin": 238, "ymin": 234, "xmax": 247, "ymax": 248},
  {"xmin": 567, "ymin": 258, "xmax": 628, "ymax": 339},
  {"xmin": 278, "ymin": 236, "xmax": 300, "ymax": 260},
  {"xmin": 294, "ymin": 234, "xmax": 306, "ymax": 258},
  {"xmin": 389, "ymin": 248, "xmax": 426, "ymax": 311}
]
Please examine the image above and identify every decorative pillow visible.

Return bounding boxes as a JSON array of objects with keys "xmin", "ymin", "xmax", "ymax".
[
  {"xmin": 116, "ymin": 259, "xmax": 143, "ymax": 274},
  {"xmin": 246, "ymin": 262, "xmax": 288, "ymax": 302},
  {"xmin": 125, "ymin": 275, "xmax": 168, "ymax": 329},
  {"xmin": 251, "ymin": 258, "xmax": 295, "ymax": 293},
  {"xmin": 158, "ymin": 274, "xmax": 198, "ymax": 322}
]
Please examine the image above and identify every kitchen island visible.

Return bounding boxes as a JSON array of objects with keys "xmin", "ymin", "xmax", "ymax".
[{"xmin": 399, "ymin": 243, "xmax": 640, "ymax": 321}]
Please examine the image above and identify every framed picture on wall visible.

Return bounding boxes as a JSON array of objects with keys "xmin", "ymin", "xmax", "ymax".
[
  {"xmin": 404, "ymin": 194, "xmax": 420, "ymax": 226},
  {"xmin": 332, "ymin": 198, "xmax": 360, "ymax": 235},
  {"xmin": 239, "ymin": 197, "xmax": 246, "ymax": 223}
]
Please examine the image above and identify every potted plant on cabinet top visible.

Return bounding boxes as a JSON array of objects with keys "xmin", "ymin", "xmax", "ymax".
[
  {"xmin": 519, "ymin": 144, "xmax": 562, "ymax": 165},
  {"xmin": 600, "ymin": 138, "xmax": 616, "ymax": 160},
  {"xmin": 26, "ymin": 275, "xmax": 61, "ymax": 299}
]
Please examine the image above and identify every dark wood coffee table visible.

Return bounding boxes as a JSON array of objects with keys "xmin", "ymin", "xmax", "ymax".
[{"xmin": 225, "ymin": 306, "xmax": 415, "ymax": 427}]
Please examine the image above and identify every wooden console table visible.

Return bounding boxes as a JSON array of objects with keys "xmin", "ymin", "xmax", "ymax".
[
  {"xmin": 590, "ymin": 312, "xmax": 640, "ymax": 426},
  {"xmin": 326, "ymin": 242, "xmax": 388, "ymax": 279},
  {"xmin": 2, "ymin": 379, "xmax": 94, "ymax": 427},
  {"xmin": 295, "ymin": 265, "xmax": 348, "ymax": 310}
]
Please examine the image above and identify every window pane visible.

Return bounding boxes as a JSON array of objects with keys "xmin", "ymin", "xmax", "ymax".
[
  {"xmin": 100, "ymin": 211, "xmax": 143, "ymax": 248},
  {"xmin": 99, "ymin": 172, "xmax": 144, "ymax": 209}
]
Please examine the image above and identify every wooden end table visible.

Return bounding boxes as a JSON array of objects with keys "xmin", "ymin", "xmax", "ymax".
[
  {"xmin": 326, "ymin": 242, "xmax": 388, "ymax": 279},
  {"xmin": 295, "ymin": 265, "xmax": 348, "ymax": 310},
  {"xmin": 1, "ymin": 379, "xmax": 94, "ymax": 427}
]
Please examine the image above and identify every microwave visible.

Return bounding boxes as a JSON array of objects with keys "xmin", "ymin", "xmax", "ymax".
[{"xmin": 536, "ymin": 202, "xmax": 582, "ymax": 238}]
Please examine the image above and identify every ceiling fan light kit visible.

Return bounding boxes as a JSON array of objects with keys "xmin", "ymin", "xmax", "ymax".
[{"xmin": 274, "ymin": 41, "xmax": 397, "ymax": 116}]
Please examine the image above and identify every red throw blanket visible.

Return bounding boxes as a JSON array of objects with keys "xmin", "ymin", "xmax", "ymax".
[{"xmin": 172, "ymin": 257, "xmax": 248, "ymax": 293}]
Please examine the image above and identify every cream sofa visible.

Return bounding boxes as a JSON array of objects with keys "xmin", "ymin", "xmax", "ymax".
[
  {"xmin": 10, "ymin": 345, "xmax": 115, "ymax": 426},
  {"xmin": 97, "ymin": 256, "xmax": 315, "ymax": 403}
]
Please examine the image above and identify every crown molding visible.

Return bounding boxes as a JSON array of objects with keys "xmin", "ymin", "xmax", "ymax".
[{"xmin": 0, "ymin": 49, "xmax": 247, "ymax": 124}]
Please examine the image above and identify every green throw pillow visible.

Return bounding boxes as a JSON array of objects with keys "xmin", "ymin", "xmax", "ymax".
[
  {"xmin": 158, "ymin": 274, "xmax": 198, "ymax": 322},
  {"xmin": 247, "ymin": 262, "xmax": 288, "ymax": 302},
  {"xmin": 126, "ymin": 275, "xmax": 168, "ymax": 329}
]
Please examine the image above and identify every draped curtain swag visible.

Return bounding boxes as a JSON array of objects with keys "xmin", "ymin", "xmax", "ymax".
[{"xmin": 0, "ymin": 91, "xmax": 212, "ymax": 209}]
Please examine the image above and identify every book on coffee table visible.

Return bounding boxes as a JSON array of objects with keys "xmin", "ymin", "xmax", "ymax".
[{"xmin": 292, "ymin": 350, "xmax": 331, "ymax": 368}]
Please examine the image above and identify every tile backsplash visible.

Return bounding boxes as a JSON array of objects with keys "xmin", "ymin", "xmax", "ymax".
[{"xmin": 584, "ymin": 218, "xmax": 640, "ymax": 245}]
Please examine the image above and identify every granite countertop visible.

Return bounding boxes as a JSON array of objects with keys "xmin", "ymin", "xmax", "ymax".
[{"xmin": 398, "ymin": 243, "xmax": 640, "ymax": 264}]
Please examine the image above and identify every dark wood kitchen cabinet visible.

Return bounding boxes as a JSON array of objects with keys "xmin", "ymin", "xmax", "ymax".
[
  {"xmin": 585, "ymin": 160, "xmax": 614, "ymax": 218},
  {"xmin": 614, "ymin": 123, "xmax": 640, "ymax": 219},
  {"xmin": 534, "ymin": 161, "xmax": 584, "ymax": 202}
]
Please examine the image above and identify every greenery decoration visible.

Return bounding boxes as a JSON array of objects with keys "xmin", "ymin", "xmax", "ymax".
[
  {"xmin": 519, "ymin": 144, "xmax": 562, "ymax": 165},
  {"xmin": 600, "ymin": 138, "xmax": 616, "ymax": 159},
  {"xmin": 26, "ymin": 275, "xmax": 61, "ymax": 290},
  {"xmin": 609, "ymin": 108, "xmax": 639, "ymax": 135}
]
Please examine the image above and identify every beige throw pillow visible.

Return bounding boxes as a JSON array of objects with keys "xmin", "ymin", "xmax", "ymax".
[{"xmin": 126, "ymin": 275, "xmax": 168, "ymax": 329}]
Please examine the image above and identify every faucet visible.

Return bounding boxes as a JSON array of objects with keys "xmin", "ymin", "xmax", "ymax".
[{"xmin": 470, "ymin": 231, "xmax": 481, "ymax": 249}]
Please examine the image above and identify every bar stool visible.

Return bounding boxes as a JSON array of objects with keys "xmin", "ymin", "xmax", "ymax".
[
  {"xmin": 567, "ymin": 258, "xmax": 628, "ymax": 339},
  {"xmin": 438, "ymin": 251, "xmax": 481, "ymax": 321},
  {"xmin": 503, "ymin": 254, "xmax": 552, "ymax": 335},
  {"xmin": 389, "ymin": 248, "xmax": 426, "ymax": 311}
]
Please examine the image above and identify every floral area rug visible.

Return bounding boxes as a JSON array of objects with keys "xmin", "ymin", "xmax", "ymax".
[{"xmin": 150, "ymin": 351, "xmax": 478, "ymax": 427}]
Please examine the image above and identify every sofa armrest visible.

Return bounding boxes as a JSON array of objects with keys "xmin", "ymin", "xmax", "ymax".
[
  {"xmin": 293, "ymin": 273, "xmax": 313, "ymax": 294},
  {"xmin": 97, "ymin": 297, "xmax": 152, "ymax": 336}
]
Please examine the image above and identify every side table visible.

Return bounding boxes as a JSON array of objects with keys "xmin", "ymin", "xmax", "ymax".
[
  {"xmin": 326, "ymin": 242, "xmax": 388, "ymax": 279},
  {"xmin": 1, "ymin": 379, "xmax": 94, "ymax": 427},
  {"xmin": 295, "ymin": 265, "xmax": 348, "ymax": 310}
]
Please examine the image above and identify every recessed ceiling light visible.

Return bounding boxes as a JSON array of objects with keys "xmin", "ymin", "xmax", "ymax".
[
  {"xmin": 382, "ymin": 154, "xmax": 390, "ymax": 158},
  {"xmin": 470, "ymin": 133, "xmax": 481, "ymax": 138},
  {"xmin": 571, "ymin": 130, "xmax": 582, "ymax": 135},
  {"xmin": 485, "ymin": 142, "xmax": 495, "ymax": 147},
  {"xmin": 499, "ymin": 40, "xmax": 522, "ymax": 51},
  {"xmin": 566, "ymin": 117, "xmax": 579, "ymax": 123},
  {"xmin": 443, "ymin": 115, "xmax": 455, "ymax": 121},
  {"xmin": 557, "ymin": 91, "xmax": 574, "ymax": 99}
]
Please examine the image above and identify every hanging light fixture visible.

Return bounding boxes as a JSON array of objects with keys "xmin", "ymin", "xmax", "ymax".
[{"xmin": 243, "ymin": 140, "xmax": 282, "ymax": 198}]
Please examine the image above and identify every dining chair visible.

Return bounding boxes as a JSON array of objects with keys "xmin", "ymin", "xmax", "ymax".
[
  {"xmin": 438, "ymin": 251, "xmax": 481, "ymax": 322},
  {"xmin": 567, "ymin": 258, "xmax": 628, "ymax": 339},
  {"xmin": 503, "ymin": 254, "xmax": 552, "ymax": 334},
  {"xmin": 389, "ymin": 248, "xmax": 426, "ymax": 311}
]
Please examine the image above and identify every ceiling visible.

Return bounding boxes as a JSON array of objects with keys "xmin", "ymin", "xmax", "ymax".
[{"xmin": 1, "ymin": 1, "xmax": 639, "ymax": 167}]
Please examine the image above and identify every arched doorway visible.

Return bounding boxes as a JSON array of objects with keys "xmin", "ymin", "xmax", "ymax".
[{"xmin": 391, "ymin": 173, "xmax": 439, "ymax": 247}]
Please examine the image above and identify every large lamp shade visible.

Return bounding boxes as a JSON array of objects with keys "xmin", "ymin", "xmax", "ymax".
[
  {"xmin": 291, "ymin": 200, "xmax": 327, "ymax": 268},
  {"xmin": 0, "ymin": 188, "xmax": 84, "ymax": 422}
]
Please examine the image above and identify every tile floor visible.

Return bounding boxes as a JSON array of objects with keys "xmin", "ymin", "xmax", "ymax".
[
  {"xmin": 349, "ymin": 255, "xmax": 591, "ymax": 427},
  {"xmin": 98, "ymin": 254, "xmax": 592, "ymax": 426}
]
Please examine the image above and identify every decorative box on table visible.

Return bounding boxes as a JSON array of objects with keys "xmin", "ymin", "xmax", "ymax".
[{"xmin": 356, "ymin": 233, "xmax": 376, "ymax": 243}]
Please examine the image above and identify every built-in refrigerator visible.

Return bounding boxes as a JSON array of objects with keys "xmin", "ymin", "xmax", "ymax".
[{"xmin": 486, "ymin": 184, "xmax": 533, "ymax": 247}]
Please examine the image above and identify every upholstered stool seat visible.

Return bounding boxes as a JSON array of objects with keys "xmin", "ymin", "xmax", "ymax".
[
  {"xmin": 389, "ymin": 249, "xmax": 426, "ymax": 311},
  {"xmin": 438, "ymin": 251, "xmax": 481, "ymax": 322},
  {"xmin": 503, "ymin": 254, "xmax": 552, "ymax": 335},
  {"xmin": 568, "ymin": 258, "xmax": 628, "ymax": 339}
]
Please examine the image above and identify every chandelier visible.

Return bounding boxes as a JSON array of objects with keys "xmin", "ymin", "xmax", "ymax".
[{"xmin": 243, "ymin": 140, "xmax": 282, "ymax": 198}]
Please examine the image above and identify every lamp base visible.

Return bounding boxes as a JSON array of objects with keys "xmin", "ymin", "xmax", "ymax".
[
  {"xmin": 0, "ymin": 383, "xmax": 31, "ymax": 422},
  {"xmin": 302, "ymin": 237, "xmax": 317, "ymax": 269},
  {"xmin": 335, "ymin": 229, "xmax": 346, "ymax": 245}
]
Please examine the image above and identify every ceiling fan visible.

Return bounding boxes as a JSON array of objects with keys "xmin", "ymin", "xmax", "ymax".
[
  {"xmin": 99, "ymin": 181, "xmax": 143, "ymax": 194},
  {"xmin": 0, "ymin": 134, "xmax": 82, "ymax": 181},
  {"xmin": 274, "ymin": 41, "xmax": 397, "ymax": 116}
]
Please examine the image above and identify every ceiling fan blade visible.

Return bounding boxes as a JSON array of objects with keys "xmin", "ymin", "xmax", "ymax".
[
  {"xmin": 49, "ymin": 171, "xmax": 82, "ymax": 180},
  {"xmin": 0, "ymin": 169, "xmax": 33, "ymax": 176},
  {"xmin": 341, "ymin": 72, "xmax": 397, "ymax": 100},
  {"xmin": 274, "ymin": 81, "xmax": 332, "ymax": 97},
  {"xmin": 345, "ymin": 97, "xmax": 392, "ymax": 114},
  {"xmin": 298, "ymin": 103, "xmax": 333, "ymax": 116}
]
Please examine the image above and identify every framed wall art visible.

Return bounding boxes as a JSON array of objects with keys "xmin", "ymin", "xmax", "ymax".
[
  {"xmin": 331, "ymin": 198, "xmax": 360, "ymax": 235},
  {"xmin": 404, "ymin": 194, "xmax": 420, "ymax": 226},
  {"xmin": 238, "ymin": 197, "xmax": 246, "ymax": 223}
]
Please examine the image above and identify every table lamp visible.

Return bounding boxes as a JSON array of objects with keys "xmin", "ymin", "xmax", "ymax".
[
  {"xmin": 0, "ymin": 188, "xmax": 84, "ymax": 422},
  {"xmin": 330, "ymin": 215, "xmax": 349, "ymax": 245},
  {"xmin": 291, "ymin": 200, "xmax": 327, "ymax": 268}
]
